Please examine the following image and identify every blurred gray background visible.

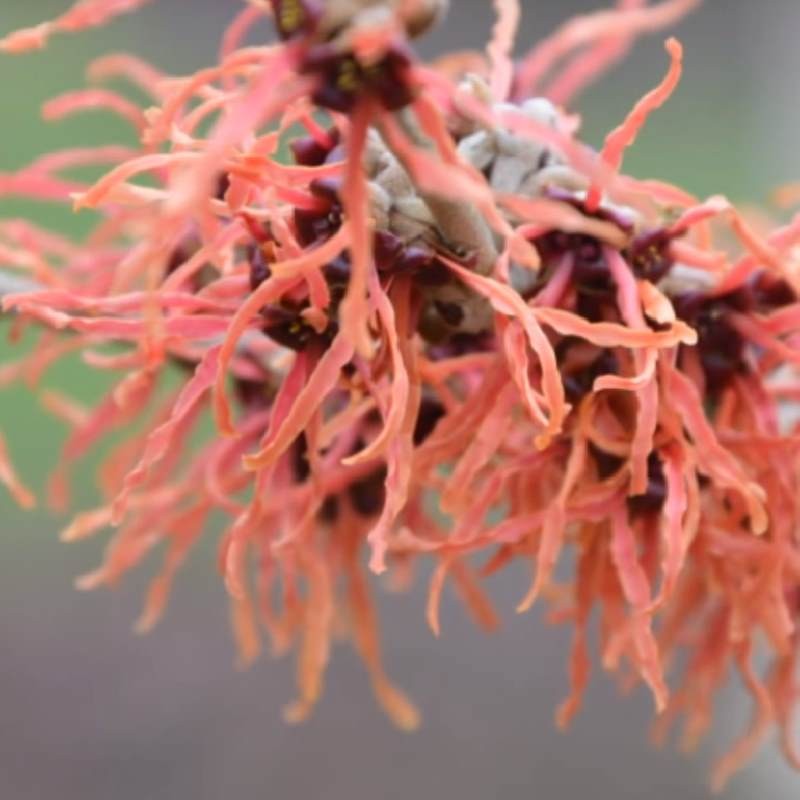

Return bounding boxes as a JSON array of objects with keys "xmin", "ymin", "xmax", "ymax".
[{"xmin": 1, "ymin": 1, "xmax": 799, "ymax": 798}]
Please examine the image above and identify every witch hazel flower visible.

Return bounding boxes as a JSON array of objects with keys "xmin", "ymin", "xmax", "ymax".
[{"xmin": 2, "ymin": 0, "xmax": 800, "ymax": 787}]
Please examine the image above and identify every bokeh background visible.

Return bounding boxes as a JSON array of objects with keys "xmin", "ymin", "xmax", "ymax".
[{"xmin": 1, "ymin": 1, "xmax": 799, "ymax": 798}]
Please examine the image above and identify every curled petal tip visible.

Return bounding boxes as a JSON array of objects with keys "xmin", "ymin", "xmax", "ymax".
[
  {"xmin": 133, "ymin": 615, "xmax": 157, "ymax": 636},
  {"xmin": 74, "ymin": 571, "xmax": 103, "ymax": 592}
]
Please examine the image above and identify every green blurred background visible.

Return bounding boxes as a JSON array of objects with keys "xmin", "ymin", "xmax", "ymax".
[{"xmin": 1, "ymin": 1, "xmax": 799, "ymax": 798}]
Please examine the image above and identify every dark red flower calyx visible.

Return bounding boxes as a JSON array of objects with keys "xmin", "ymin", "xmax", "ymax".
[
  {"xmin": 625, "ymin": 228, "xmax": 677, "ymax": 284},
  {"xmin": 270, "ymin": 0, "xmax": 323, "ymax": 41},
  {"xmin": 556, "ymin": 337, "xmax": 619, "ymax": 403},
  {"xmin": 374, "ymin": 232, "xmax": 448, "ymax": 284},
  {"xmin": 589, "ymin": 443, "xmax": 625, "ymax": 481},
  {"xmin": 261, "ymin": 301, "xmax": 338, "ymax": 352},
  {"xmin": 413, "ymin": 396, "xmax": 446, "ymax": 445},
  {"xmin": 348, "ymin": 464, "xmax": 387, "ymax": 517},
  {"xmin": 301, "ymin": 41, "xmax": 416, "ymax": 112},
  {"xmin": 234, "ymin": 374, "xmax": 273, "ymax": 411},
  {"xmin": 294, "ymin": 176, "xmax": 344, "ymax": 247},
  {"xmin": 673, "ymin": 271, "xmax": 795, "ymax": 395},
  {"xmin": 289, "ymin": 433, "xmax": 341, "ymax": 522},
  {"xmin": 626, "ymin": 453, "xmax": 667, "ymax": 516},
  {"xmin": 163, "ymin": 237, "xmax": 217, "ymax": 292},
  {"xmin": 246, "ymin": 229, "xmax": 337, "ymax": 353},
  {"xmin": 673, "ymin": 290, "xmax": 750, "ymax": 395},
  {"xmin": 248, "ymin": 240, "xmax": 275, "ymax": 292},
  {"xmin": 290, "ymin": 128, "xmax": 340, "ymax": 167}
]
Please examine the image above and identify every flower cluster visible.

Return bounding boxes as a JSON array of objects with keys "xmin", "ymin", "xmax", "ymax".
[{"xmin": 2, "ymin": 0, "xmax": 800, "ymax": 788}]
